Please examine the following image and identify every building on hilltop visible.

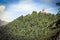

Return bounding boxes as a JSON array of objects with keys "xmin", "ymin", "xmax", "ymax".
[{"xmin": 41, "ymin": 8, "xmax": 47, "ymax": 14}]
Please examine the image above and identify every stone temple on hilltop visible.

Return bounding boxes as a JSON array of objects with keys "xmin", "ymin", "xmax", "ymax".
[{"xmin": 41, "ymin": 8, "xmax": 47, "ymax": 14}]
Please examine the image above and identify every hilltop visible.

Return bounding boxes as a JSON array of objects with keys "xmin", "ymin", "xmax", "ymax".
[{"xmin": 0, "ymin": 11, "xmax": 60, "ymax": 40}]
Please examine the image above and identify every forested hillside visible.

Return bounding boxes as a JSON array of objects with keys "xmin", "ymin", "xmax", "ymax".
[{"xmin": 0, "ymin": 11, "xmax": 60, "ymax": 40}]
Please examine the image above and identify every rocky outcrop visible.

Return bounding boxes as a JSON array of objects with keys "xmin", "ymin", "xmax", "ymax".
[{"xmin": 0, "ymin": 20, "xmax": 8, "ymax": 26}]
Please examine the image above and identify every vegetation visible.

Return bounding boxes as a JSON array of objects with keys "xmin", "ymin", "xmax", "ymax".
[
  {"xmin": 56, "ymin": 2, "xmax": 60, "ymax": 17},
  {"xmin": 0, "ymin": 11, "xmax": 60, "ymax": 40},
  {"xmin": 56, "ymin": 2, "xmax": 60, "ymax": 6}
]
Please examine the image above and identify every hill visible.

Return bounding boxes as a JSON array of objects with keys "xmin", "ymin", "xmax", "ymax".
[{"xmin": 0, "ymin": 11, "xmax": 60, "ymax": 40}]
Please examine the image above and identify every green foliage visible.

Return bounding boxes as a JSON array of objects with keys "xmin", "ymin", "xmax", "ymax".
[
  {"xmin": 56, "ymin": 12, "xmax": 60, "ymax": 17},
  {"xmin": 56, "ymin": 2, "xmax": 60, "ymax": 18},
  {"xmin": 0, "ymin": 11, "xmax": 60, "ymax": 40},
  {"xmin": 31, "ymin": 11, "xmax": 37, "ymax": 17},
  {"xmin": 56, "ymin": 2, "xmax": 60, "ymax": 6}
]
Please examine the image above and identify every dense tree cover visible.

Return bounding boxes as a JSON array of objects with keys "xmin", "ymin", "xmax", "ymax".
[{"xmin": 0, "ymin": 11, "xmax": 60, "ymax": 40}]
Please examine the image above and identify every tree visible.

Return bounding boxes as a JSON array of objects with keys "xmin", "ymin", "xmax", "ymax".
[
  {"xmin": 31, "ymin": 11, "xmax": 37, "ymax": 17},
  {"xmin": 56, "ymin": 2, "xmax": 60, "ymax": 17},
  {"xmin": 56, "ymin": 2, "xmax": 60, "ymax": 6}
]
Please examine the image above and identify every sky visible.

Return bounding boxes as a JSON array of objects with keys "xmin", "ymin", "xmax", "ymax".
[{"xmin": 0, "ymin": 0, "xmax": 60, "ymax": 22}]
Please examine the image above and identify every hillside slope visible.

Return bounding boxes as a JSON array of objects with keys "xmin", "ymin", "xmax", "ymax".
[{"xmin": 0, "ymin": 11, "xmax": 60, "ymax": 40}]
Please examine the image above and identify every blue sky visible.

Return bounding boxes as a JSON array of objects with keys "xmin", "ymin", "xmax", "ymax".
[{"xmin": 0, "ymin": 0, "xmax": 60, "ymax": 22}]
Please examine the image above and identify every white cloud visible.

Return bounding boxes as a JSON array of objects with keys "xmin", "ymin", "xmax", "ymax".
[
  {"xmin": 1, "ymin": 0, "xmax": 56, "ymax": 22},
  {"xmin": 0, "ymin": 5, "xmax": 5, "ymax": 12},
  {"xmin": 0, "ymin": 5, "xmax": 5, "ymax": 19},
  {"xmin": 1, "ymin": 2, "xmax": 41, "ymax": 22}
]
